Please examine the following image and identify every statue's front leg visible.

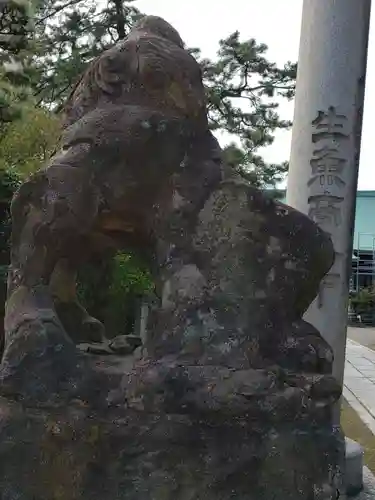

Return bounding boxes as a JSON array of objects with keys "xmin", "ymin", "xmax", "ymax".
[
  {"xmin": 50, "ymin": 258, "xmax": 106, "ymax": 344},
  {"xmin": 5, "ymin": 160, "xmax": 101, "ymax": 344}
]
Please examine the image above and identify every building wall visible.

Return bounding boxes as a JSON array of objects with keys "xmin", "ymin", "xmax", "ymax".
[{"xmin": 352, "ymin": 191, "xmax": 375, "ymax": 251}]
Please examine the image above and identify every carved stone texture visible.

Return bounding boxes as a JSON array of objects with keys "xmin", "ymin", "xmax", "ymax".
[{"xmin": 0, "ymin": 15, "xmax": 343, "ymax": 500}]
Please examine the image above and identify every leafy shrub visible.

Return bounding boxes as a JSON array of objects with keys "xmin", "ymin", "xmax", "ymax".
[
  {"xmin": 349, "ymin": 287, "xmax": 375, "ymax": 322},
  {"xmin": 77, "ymin": 251, "xmax": 154, "ymax": 338}
]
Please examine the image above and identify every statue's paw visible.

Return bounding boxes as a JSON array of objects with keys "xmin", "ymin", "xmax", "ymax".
[
  {"xmin": 80, "ymin": 316, "xmax": 106, "ymax": 344},
  {"xmin": 278, "ymin": 333, "xmax": 333, "ymax": 374},
  {"xmin": 54, "ymin": 300, "xmax": 106, "ymax": 344}
]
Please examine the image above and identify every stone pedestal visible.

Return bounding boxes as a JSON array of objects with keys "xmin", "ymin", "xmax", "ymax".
[
  {"xmin": 0, "ymin": 392, "xmax": 344, "ymax": 500},
  {"xmin": 0, "ymin": 182, "xmax": 345, "ymax": 499}
]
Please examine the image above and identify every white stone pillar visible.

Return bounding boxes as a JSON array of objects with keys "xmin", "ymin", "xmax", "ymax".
[
  {"xmin": 287, "ymin": 0, "xmax": 372, "ymax": 390},
  {"xmin": 139, "ymin": 301, "xmax": 149, "ymax": 345}
]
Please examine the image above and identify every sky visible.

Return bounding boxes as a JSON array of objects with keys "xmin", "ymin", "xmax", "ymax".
[{"xmin": 135, "ymin": 0, "xmax": 375, "ymax": 190}]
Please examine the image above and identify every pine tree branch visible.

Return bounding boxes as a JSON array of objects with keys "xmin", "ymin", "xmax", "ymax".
[{"xmin": 34, "ymin": 0, "xmax": 83, "ymax": 26}]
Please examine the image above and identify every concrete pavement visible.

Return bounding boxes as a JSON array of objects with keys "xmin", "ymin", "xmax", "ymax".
[
  {"xmin": 344, "ymin": 333, "xmax": 375, "ymax": 435},
  {"xmin": 341, "ymin": 331, "xmax": 375, "ymax": 498}
]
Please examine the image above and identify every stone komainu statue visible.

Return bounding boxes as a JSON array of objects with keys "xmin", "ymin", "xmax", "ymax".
[
  {"xmin": 0, "ymin": 16, "xmax": 343, "ymax": 500},
  {"xmin": 7, "ymin": 15, "xmax": 220, "ymax": 344}
]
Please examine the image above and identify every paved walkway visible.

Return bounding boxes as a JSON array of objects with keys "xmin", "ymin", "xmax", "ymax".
[
  {"xmin": 347, "ymin": 327, "xmax": 375, "ymax": 349},
  {"xmin": 344, "ymin": 338, "xmax": 375, "ymax": 434}
]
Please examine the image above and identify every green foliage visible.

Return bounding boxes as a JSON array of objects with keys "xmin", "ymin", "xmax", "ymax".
[
  {"xmin": 32, "ymin": 0, "xmax": 141, "ymax": 107},
  {"xmin": 0, "ymin": 0, "xmax": 37, "ymax": 132},
  {"xmin": 200, "ymin": 32, "xmax": 295, "ymax": 138},
  {"xmin": 196, "ymin": 32, "xmax": 295, "ymax": 188},
  {"xmin": 349, "ymin": 287, "xmax": 375, "ymax": 324},
  {"xmin": 108, "ymin": 253, "xmax": 154, "ymax": 299},
  {"xmin": 0, "ymin": 103, "xmax": 60, "ymax": 176},
  {"xmin": 223, "ymin": 142, "xmax": 288, "ymax": 189},
  {"xmin": 105, "ymin": 253, "xmax": 153, "ymax": 335},
  {"xmin": 0, "ymin": 165, "xmax": 21, "ymax": 200},
  {"xmin": 77, "ymin": 252, "xmax": 153, "ymax": 337}
]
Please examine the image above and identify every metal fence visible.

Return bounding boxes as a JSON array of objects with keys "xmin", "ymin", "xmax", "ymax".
[
  {"xmin": 351, "ymin": 232, "xmax": 375, "ymax": 292},
  {"xmin": 349, "ymin": 232, "xmax": 375, "ymax": 325}
]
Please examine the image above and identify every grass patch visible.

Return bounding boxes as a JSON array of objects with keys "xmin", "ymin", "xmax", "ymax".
[{"xmin": 341, "ymin": 398, "xmax": 375, "ymax": 475}]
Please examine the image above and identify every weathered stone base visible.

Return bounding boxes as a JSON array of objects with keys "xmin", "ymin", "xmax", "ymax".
[
  {"xmin": 0, "ymin": 285, "xmax": 344, "ymax": 495},
  {"xmin": 0, "ymin": 395, "xmax": 343, "ymax": 500},
  {"xmin": 0, "ymin": 285, "xmax": 344, "ymax": 499}
]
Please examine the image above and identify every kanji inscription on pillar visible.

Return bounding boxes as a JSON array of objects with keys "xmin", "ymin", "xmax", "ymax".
[
  {"xmin": 308, "ymin": 195, "xmax": 344, "ymax": 229},
  {"xmin": 317, "ymin": 252, "xmax": 344, "ymax": 308},
  {"xmin": 308, "ymin": 145, "xmax": 346, "ymax": 197},
  {"xmin": 308, "ymin": 107, "xmax": 349, "ymax": 232},
  {"xmin": 311, "ymin": 106, "xmax": 349, "ymax": 143},
  {"xmin": 308, "ymin": 107, "xmax": 350, "ymax": 307}
]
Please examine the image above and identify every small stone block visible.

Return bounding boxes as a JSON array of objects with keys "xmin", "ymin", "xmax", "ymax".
[{"xmin": 345, "ymin": 438, "xmax": 364, "ymax": 497}]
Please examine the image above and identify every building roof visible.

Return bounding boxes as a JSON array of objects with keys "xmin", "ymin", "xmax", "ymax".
[{"xmin": 357, "ymin": 190, "xmax": 375, "ymax": 197}]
